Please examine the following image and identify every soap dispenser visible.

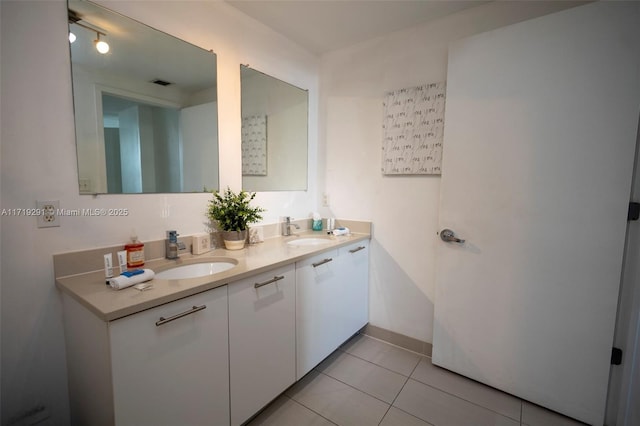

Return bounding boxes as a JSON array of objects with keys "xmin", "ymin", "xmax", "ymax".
[
  {"xmin": 125, "ymin": 232, "xmax": 145, "ymax": 268},
  {"xmin": 166, "ymin": 230, "xmax": 179, "ymax": 259}
]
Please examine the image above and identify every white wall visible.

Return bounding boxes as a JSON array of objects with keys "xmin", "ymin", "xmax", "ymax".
[
  {"xmin": 0, "ymin": 1, "xmax": 318, "ymax": 424},
  {"xmin": 318, "ymin": 1, "xmax": 587, "ymax": 343}
]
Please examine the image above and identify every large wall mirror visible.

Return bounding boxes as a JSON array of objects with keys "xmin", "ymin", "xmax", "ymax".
[
  {"xmin": 69, "ymin": 1, "xmax": 219, "ymax": 194},
  {"xmin": 241, "ymin": 65, "xmax": 308, "ymax": 191}
]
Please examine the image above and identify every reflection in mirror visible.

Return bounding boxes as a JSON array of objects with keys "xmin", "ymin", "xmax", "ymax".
[
  {"xmin": 69, "ymin": 1, "xmax": 219, "ymax": 194},
  {"xmin": 241, "ymin": 65, "xmax": 308, "ymax": 191}
]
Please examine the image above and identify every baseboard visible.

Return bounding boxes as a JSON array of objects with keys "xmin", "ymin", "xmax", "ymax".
[{"xmin": 362, "ymin": 324, "xmax": 432, "ymax": 357}]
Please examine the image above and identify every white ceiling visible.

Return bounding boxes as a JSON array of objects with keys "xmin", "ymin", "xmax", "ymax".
[
  {"xmin": 225, "ymin": 0, "xmax": 488, "ymax": 55},
  {"xmin": 69, "ymin": 1, "xmax": 217, "ymax": 94}
]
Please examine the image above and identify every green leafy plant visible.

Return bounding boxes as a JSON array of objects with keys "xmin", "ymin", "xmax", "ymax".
[{"xmin": 207, "ymin": 187, "xmax": 265, "ymax": 232}]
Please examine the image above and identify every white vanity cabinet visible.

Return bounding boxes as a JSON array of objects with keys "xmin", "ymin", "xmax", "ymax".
[
  {"xmin": 62, "ymin": 285, "xmax": 229, "ymax": 426},
  {"xmin": 59, "ymin": 231, "xmax": 370, "ymax": 426},
  {"xmin": 296, "ymin": 240, "xmax": 370, "ymax": 379},
  {"xmin": 228, "ymin": 264, "xmax": 296, "ymax": 425}
]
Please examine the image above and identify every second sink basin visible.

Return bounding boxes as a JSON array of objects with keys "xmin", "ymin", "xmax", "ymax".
[
  {"xmin": 155, "ymin": 259, "xmax": 238, "ymax": 280},
  {"xmin": 287, "ymin": 237, "xmax": 332, "ymax": 247}
]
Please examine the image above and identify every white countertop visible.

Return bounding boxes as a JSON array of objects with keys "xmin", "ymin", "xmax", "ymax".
[{"xmin": 55, "ymin": 231, "xmax": 370, "ymax": 322}]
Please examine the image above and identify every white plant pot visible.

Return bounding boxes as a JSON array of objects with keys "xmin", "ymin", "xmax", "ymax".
[{"xmin": 221, "ymin": 230, "xmax": 247, "ymax": 250}]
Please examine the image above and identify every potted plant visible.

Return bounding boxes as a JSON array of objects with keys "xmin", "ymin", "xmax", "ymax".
[{"xmin": 207, "ymin": 187, "xmax": 265, "ymax": 250}]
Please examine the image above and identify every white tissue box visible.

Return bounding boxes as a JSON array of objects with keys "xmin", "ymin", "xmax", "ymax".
[
  {"xmin": 249, "ymin": 227, "xmax": 264, "ymax": 244},
  {"xmin": 192, "ymin": 233, "xmax": 212, "ymax": 254}
]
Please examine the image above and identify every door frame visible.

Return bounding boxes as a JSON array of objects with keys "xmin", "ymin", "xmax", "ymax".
[{"xmin": 607, "ymin": 120, "xmax": 640, "ymax": 426}]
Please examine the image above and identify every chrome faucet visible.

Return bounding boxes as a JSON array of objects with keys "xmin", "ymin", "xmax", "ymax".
[{"xmin": 281, "ymin": 216, "xmax": 300, "ymax": 236}]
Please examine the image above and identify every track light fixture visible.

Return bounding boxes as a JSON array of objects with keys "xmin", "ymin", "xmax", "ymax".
[{"xmin": 68, "ymin": 11, "xmax": 110, "ymax": 54}]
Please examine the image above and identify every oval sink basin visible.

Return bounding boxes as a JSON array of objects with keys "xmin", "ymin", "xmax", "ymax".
[
  {"xmin": 155, "ymin": 260, "xmax": 237, "ymax": 280},
  {"xmin": 287, "ymin": 237, "xmax": 332, "ymax": 247}
]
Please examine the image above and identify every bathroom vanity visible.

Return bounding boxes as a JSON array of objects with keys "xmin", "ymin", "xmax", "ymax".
[{"xmin": 56, "ymin": 225, "xmax": 370, "ymax": 426}]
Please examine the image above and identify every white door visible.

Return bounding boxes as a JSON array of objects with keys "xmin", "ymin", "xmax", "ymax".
[{"xmin": 432, "ymin": 3, "xmax": 640, "ymax": 425}]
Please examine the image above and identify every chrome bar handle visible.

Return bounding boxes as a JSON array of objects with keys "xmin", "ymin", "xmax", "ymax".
[
  {"xmin": 255, "ymin": 275, "xmax": 285, "ymax": 289},
  {"xmin": 312, "ymin": 258, "xmax": 333, "ymax": 268},
  {"xmin": 155, "ymin": 305, "xmax": 206, "ymax": 326},
  {"xmin": 349, "ymin": 246, "xmax": 366, "ymax": 254}
]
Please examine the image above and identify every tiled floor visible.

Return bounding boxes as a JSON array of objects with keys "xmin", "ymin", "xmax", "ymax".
[{"xmin": 248, "ymin": 334, "xmax": 586, "ymax": 426}]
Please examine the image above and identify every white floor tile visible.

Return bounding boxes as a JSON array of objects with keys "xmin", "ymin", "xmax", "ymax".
[
  {"xmin": 380, "ymin": 407, "xmax": 435, "ymax": 426},
  {"xmin": 412, "ymin": 357, "xmax": 521, "ymax": 421},
  {"xmin": 247, "ymin": 395, "xmax": 336, "ymax": 426},
  {"xmin": 393, "ymin": 379, "xmax": 520, "ymax": 426},
  {"xmin": 522, "ymin": 401, "xmax": 587, "ymax": 426},
  {"xmin": 255, "ymin": 335, "xmax": 591, "ymax": 426},
  {"xmin": 340, "ymin": 334, "xmax": 422, "ymax": 376},
  {"xmin": 316, "ymin": 350, "xmax": 407, "ymax": 403},
  {"xmin": 286, "ymin": 370, "xmax": 390, "ymax": 426}
]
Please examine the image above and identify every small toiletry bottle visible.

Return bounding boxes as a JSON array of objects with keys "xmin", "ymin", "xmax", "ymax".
[
  {"xmin": 104, "ymin": 253, "xmax": 113, "ymax": 284},
  {"xmin": 327, "ymin": 217, "xmax": 335, "ymax": 232},
  {"xmin": 167, "ymin": 230, "xmax": 178, "ymax": 259},
  {"xmin": 312, "ymin": 212, "xmax": 322, "ymax": 231},
  {"xmin": 117, "ymin": 250, "xmax": 128, "ymax": 274},
  {"xmin": 125, "ymin": 234, "xmax": 145, "ymax": 268}
]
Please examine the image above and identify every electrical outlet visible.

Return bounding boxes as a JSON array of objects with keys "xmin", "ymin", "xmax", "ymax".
[
  {"xmin": 79, "ymin": 178, "xmax": 91, "ymax": 193},
  {"xmin": 322, "ymin": 192, "xmax": 330, "ymax": 207},
  {"xmin": 36, "ymin": 200, "xmax": 60, "ymax": 228}
]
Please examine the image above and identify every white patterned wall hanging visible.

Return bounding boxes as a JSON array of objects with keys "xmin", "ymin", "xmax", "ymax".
[
  {"xmin": 382, "ymin": 82, "xmax": 446, "ymax": 175},
  {"xmin": 241, "ymin": 115, "xmax": 267, "ymax": 176}
]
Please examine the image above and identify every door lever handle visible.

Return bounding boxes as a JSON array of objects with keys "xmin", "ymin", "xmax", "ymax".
[{"xmin": 440, "ymin": 229, "xmax": 465, "ymax": 244}]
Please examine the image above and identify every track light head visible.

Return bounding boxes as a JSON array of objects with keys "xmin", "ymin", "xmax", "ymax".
[{"xmin": 94, "ymin": 33, "xmax": 110, "ymax": 54}]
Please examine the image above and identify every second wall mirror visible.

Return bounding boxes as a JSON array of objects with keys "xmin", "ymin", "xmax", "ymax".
[{"xmin": 241, "ymin": 65, "xmax": 308, "ymax": 191}]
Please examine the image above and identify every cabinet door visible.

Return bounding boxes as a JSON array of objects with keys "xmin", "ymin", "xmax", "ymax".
[
  {"xmin": 336, "ymin": 240, "xmax": 369, "ymax": 343},
  {"xmin": 296, "ymin": 249, "xmax": 340, "ymax": 379},
  {"xmin": 228, "ymin": 264, "xmax": 296, "ymax": 426},
  {"xmin": 110, "ymin": 286, "xmax": 229, "ymax": 426}
]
